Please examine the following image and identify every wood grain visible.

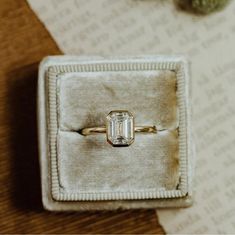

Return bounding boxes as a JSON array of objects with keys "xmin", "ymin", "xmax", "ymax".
[{"xmin": 0, "ymin": 0, "xmax": 165, "ymax": 233}]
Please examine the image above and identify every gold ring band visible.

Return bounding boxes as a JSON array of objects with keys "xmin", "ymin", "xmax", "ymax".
[
  {"xmin": 79, "ymin": 110, "xmax": 157, "ymax": 147},
  {"xmin": 79, "ymin": 126, "xmax": 157, "ymax": 136}
]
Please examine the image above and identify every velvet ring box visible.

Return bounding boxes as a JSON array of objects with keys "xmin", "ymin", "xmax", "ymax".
[{"xmin": 38, "ymin": 55, "xmax": 194, "ymax": 211}]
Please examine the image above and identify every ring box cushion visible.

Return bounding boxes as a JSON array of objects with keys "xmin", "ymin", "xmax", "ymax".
[{"xmin": 38, "ymin": 56, "xmax": 193, "ymax": 210}]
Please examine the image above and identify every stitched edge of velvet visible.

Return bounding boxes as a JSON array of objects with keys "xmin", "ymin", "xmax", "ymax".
[{"xmin": 46, "ymin": 57, "xmax": 190, "ymax": 201}]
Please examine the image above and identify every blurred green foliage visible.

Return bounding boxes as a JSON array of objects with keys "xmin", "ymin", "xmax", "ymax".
[
  {"xmin": 177, "ymin": 0, "xmax": 230, "ymax": 14},
  {"xmin": 192, "ymin": 0, "xmax": 230, "ymax": 13}
]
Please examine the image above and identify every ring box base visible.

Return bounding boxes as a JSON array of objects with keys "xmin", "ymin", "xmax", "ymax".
[{"xmin": 38, "ymin": 55, "xmax": 194, "ymax": 211}]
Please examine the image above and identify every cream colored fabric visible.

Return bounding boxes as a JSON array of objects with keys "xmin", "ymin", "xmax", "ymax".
[
  {"xmin": 59, "ymin": 71, "xmax": 178, "ymax": 131},
  {"xmin": 57, "ymin": 70, "xmax": 179, "ymax": 194},
  {"xmin": 38, "ymin": 56, "xmax": 193, "ymax": 210}
]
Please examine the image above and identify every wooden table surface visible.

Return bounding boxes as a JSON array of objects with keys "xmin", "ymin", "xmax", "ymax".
[{"xmin": 0, "ymin": 0, "xmax": 165, "ymax": 233}]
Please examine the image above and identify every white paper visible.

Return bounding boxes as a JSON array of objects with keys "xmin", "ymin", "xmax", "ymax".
[{"xmin": 27, "ymin": 0, "xmax": 235, "ymax": 233}]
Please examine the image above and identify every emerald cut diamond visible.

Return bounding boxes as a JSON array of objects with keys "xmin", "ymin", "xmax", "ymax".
[{"xmin": 106, "ymin": 111, "xmax": 134, "ymax": 147}]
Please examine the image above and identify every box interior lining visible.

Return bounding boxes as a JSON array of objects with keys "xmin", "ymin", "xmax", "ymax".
[{"xmin": 46, "ymin": 60, "xmax": 188, "ymax": 201}]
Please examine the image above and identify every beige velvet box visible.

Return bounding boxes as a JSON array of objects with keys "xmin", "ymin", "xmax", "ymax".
[{"xmin": 38, "ymin": 55, "xmax": 194, "ymax": 211}]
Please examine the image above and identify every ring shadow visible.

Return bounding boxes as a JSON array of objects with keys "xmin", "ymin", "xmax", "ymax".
[{"xmin": 6, "ymin": 63, "xmax": 43, "ymax": 212}]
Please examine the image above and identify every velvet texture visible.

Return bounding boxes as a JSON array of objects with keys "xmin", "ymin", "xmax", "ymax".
[
  {"xmin": 57, "ymin": 70, "xmax": 180, "ymax": 195},
  {"xmin": 38, "ymin": 56, "xmax": 194, "ymax": 210}
]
